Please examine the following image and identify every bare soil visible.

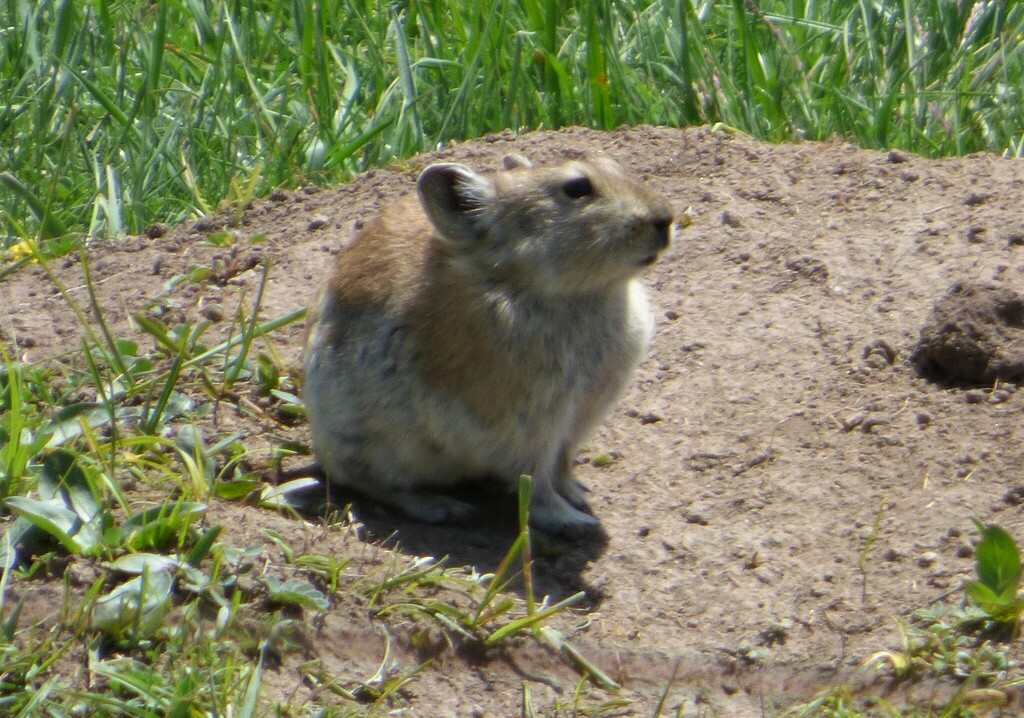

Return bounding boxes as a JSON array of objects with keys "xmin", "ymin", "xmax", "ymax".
[{"xmin": 6, "ymin": 125, "xmax": 1024, "ymax": 716}]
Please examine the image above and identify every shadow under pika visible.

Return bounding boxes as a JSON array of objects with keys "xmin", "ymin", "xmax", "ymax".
[{"xmin": 280, "ymin": 473, "xmax": 610, "ymax": 605}]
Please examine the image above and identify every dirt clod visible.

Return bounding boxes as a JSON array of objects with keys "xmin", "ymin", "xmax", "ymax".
[{"xmin": 911, "ymin": 281, "xmax": 1024, "ymax": 383}]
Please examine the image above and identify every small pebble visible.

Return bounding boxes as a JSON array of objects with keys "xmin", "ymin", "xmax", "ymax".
[
  {"xmin": 722, "ymin": 210, "xmax": 742, "ymax": 228},
  {"xmin": 193, "ymin": 216, "xmax": 218, "ymax": 232},
  {"xmin": 988, "ymin": 389, "xmax": 1011, "ymax": 404},
  {"xmin": 199, "ymin": 303, "xmax": 225, "ymax": 322},
  {"xmin": 917, "ymin": 551, "xmax": 938, "ymax": 568},
  {"xmin": 307, "ymin": 215, "xmax": 330, "ymax": 231},
  {"xmin": 841, "ymin": 413, "xmax": 866, "ymax": 432},
  {"xmin": 1003, "ymin": 486, "xmax": 1024, "ymax": 505}
]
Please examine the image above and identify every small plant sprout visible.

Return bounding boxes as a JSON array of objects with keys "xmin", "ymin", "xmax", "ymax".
[{"xmin": 963, "ymin": 521, "xmax": 1024, "ymax": 637}]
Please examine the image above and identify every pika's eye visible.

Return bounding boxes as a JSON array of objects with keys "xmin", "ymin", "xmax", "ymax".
[{"xmin": 562, "ymin": 175, "xmax": 594, "ymax": 199}]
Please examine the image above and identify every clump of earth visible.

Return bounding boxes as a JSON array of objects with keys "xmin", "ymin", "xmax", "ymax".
[
  {"xmin": 912, "ymin": 281, "xmax": 1024, "ymax": 382},
  {"xmin": 5, "ymin": 126, "xmax": 1024, "ymax": 716}
]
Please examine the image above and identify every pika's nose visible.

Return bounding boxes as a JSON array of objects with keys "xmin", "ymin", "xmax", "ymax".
[{"xmin": 651, "ymin": 215, "xmax": 673, "ymax": 250}]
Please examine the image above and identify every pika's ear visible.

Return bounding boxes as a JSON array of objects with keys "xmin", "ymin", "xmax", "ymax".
[
  {"xmin": 502, "ymin": 153, "xmax": 532, "ymax": 170},
  {"xmin": 587, "ymin": 155, "xmax": 626, "ymax": 177},
  {"xmin": 417, "ymin": 163, "xmax": 495, "ymax": 241}
]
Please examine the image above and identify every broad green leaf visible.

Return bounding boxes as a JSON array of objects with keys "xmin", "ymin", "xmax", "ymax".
[
  {"xmin": 1000, "ymin": 583, "xmax": 1021, "ymax": 606},
  {"xmin": 259, "ymin": 478, "xmax": 321, "ymax": 509},
  {"xmin": 269, "ymin": 389, "xmax": 302, "ymax": 405},
  {"xmin": 0, "ymin": 517, "xmax": 36, "ymax": 568},
  {"xmin": 5, "ymin": 496, "xmax": 101, "ymax": 554},
  {"xmin": 213, "ymin": 479, "xmax": 262, "ymax": 501},
  {"xmin": 263, "ymin": 577, "xmax": 329, "ymax": 611},
  {"xmin": 39, "ymin": 450, "xmax": 101, "ymax": 522},
  {"xmin": 974, "ymin": 523, "xmax": 1023, "ymax": 597},
  {"xmin": 91, "ymin": 570, "xmax": 174, "ymax": 637},
  {"xmin": 44, "ymin": 404, "xmax": 139, "ymax": 448},
  {"xmin": 106, "ymin": 553, "xmax": 182, "ymax": 575},
  {"xmin": 107, "ymin": 552, "xmax": 208, "ymax": 594},
  {"xmin": 964, "ymin": 579, "xmax": 1001, "ymax": 613}
]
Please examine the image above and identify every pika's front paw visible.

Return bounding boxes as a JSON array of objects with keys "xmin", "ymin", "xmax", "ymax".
[
  {"xmin": 557, "ymin": 475, "xmax": 591, "ymax": 510},
  {"xmin": 530, "ymin": 495, "xmax": 600, "ymax": 538}
]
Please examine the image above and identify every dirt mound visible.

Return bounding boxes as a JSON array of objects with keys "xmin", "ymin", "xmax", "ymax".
[
  {"xmin": 912, "ymin": 281, "xmax": 1024, "ymax": 382},
  {"xmin": 6, "ymin": 125, "xmax": 1024, "ymax": 715}
]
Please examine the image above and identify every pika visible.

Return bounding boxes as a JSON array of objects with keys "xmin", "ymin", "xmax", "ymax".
[{"xmin": 303, "ymin": 154, "xmax": 673, "ymax": 536}]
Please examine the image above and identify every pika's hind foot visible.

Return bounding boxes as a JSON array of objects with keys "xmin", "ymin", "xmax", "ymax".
[{"xmin": 383, "ymin": 490, "xmax": 478, "ymax": 525}]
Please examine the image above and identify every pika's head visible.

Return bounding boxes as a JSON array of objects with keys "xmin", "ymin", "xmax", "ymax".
[{"xmin": 417, "ymin": 155, "xmax": 674, "ymax": 295}]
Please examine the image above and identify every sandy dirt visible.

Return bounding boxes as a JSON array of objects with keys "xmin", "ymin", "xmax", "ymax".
[{"xmin": 5, "ymin": 125, "xmax": 1024, "ymax": 715}]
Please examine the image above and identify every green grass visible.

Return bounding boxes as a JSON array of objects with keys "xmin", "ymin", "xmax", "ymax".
[
  {"xmin": 3, "ymin": 0, "xmax": 1024, "ymax": 245},
  {"xmin": 5, "ymin": 1, "xmax": 1024, "ymax": 715}
]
